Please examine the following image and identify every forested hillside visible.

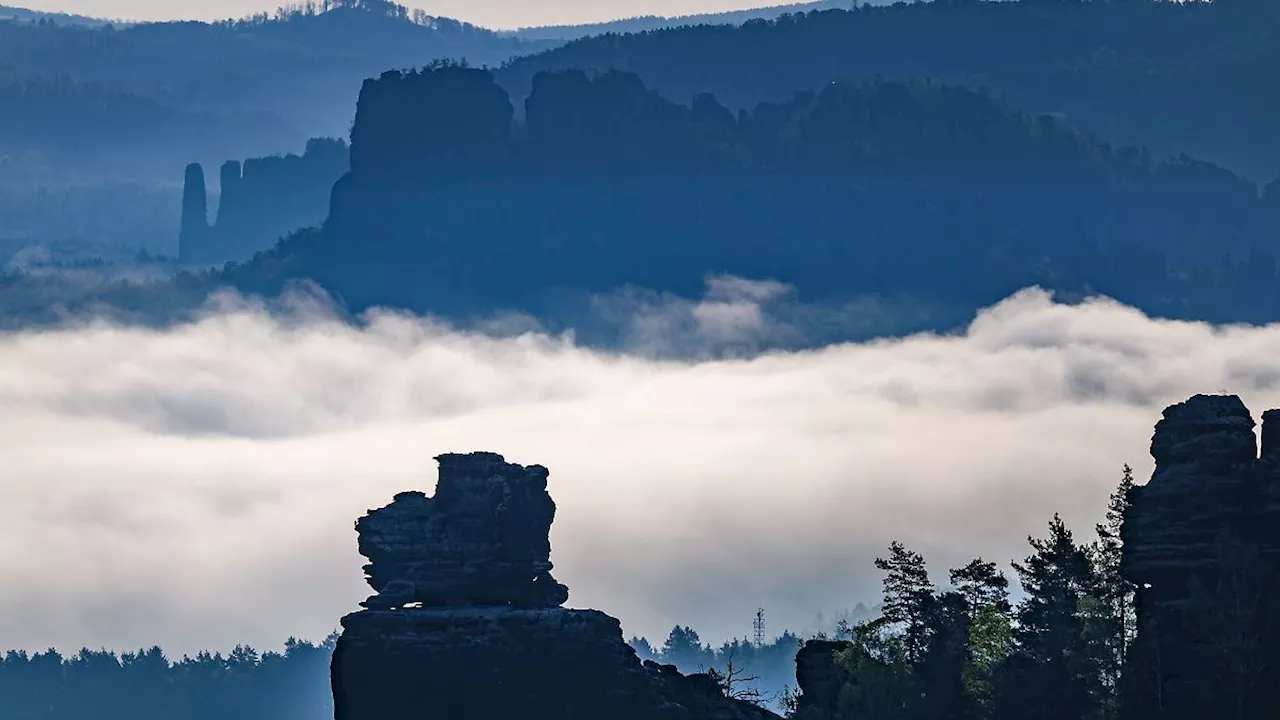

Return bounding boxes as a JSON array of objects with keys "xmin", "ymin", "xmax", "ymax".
[{"xmin": 498, "ymin": 0, "xmax": 1280, "ymax": 180}]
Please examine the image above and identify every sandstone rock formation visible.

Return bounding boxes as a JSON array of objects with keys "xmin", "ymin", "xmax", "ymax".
[
  {"xmin": 788, "ymin": 640, "xmax": 853, "ymax": 720},
  {"xmin": 355, "ymin": 452, "xmax": 568, "ymax": 609},
  {"xmin": 178, "ymin": 163, "xmax": 210, "ymax": 264},
  {"xmin": 179, "ymin": 138, "xmax": 348, "ymax": 266},
  {"xmin": 331, "ymin": 451, "xmax": 779, "ymax": 720},
  {"xmin": 1121, "ymin": 394, "xmax": 1280, "ymax": 719},
  {"xmin": 1121, "ymin": 394, "xmax": 1261, "ymax": 617}
]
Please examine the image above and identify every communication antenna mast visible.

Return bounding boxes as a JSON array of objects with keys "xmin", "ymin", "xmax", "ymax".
[{"xmin": 753, "ymin": 608, "xmax": 766, "ymax": 647}]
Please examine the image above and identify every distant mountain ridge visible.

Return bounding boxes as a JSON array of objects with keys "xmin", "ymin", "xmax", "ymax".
[
  {"xmin": 503, "ymin": 1, "xmax": 857, "ymax": 42},
  {"xmin": 0, "ymin": 4, "xmax": 119, "ymax": 27}
]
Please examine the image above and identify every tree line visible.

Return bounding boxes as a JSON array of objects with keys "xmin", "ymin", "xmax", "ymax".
[
  {"xmin": 0, "ymin": 636, "xmax": 336, "ymax": 720},
  {"xmin": 782, "ymin": 469, "xmax": 1135, "ymax": 720}
]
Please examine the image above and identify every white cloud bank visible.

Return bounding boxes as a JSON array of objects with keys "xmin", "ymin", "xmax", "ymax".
[{"xmin": 3, "ymin": 285, "xmax": 1280, "ymax": 657}]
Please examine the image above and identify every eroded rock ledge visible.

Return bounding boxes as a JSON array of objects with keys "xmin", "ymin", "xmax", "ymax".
[{"xmin": 332, "ymin": 452, "xmax": 778, "ymax": 720}]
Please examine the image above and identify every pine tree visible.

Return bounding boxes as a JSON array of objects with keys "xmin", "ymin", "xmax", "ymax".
[
  {"xmin": 950, "ymin": 558, "xmax": 1013, "ymax": 714},
  {"xmin": 1002, "ymin": 515, "xmax": 1101, "ymax": 720},
  {"xmin": 950, "ymin": 558, "xmax": 1012, "ymax": 618},
  {"xmin": 1091, "ymin": 465, "xmax": 1137, "ymax": 718},
  {"xmin": 875, "ymin": 541, "xmax": 935, "ymax": 664},
  {"xmin": 661, "ymin": 626, "xmax": 711, "ymax": 670},
  {"xmin": 916, "ymin": 591, "xmax": 977, "ymax": 720}
]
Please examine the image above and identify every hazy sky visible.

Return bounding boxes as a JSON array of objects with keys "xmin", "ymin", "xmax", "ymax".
[
  {"xmin": 19, "ymin": 1, "xmax": 808, "ymax": 28},
  {"xmin": 4, "ymin": 281, "xmax": 1280, "ymax": 657}
]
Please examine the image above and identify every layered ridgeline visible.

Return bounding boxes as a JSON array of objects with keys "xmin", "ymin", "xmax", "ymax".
[
  {"xmin": 180, "ymin": 138, "xmax": 349, "ymax": 266},
  {"xmin": 216, "ymin": 64, "xmax": 1279, "ymax": 327},
  {"xmin": 497, "ymin": 0, "xmax": 1280, "ymax": 180}
]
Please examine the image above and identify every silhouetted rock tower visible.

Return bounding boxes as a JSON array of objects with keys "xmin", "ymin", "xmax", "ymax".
[
  {"xmin": 331, "ymin": 452, "xmax": 779, "ymax": 720},
  {"xmin": 1121, "ymin": 394, "xmax": 1280, "ymax": 720},
  {"xmin": 178, "ymin": 163, "xmax": 210, "ymax": 264}
]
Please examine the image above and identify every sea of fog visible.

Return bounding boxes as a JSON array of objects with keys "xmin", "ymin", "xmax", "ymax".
[{"xmin": 3, "ymin": 282, "xmax": 1278, "ymax": 656}]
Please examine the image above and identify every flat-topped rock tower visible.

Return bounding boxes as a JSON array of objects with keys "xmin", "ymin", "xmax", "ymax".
[
  {"xmin": 356, "ymin": 452, "xmax": 568, "ymax": 610},
  {"xmin": 331, "ymin": 451, "xmax": 779, "ymax": 720}
]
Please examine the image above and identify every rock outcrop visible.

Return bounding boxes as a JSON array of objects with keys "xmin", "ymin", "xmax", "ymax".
[
  {"xmin": 1121, "ymin": 394, "xmax": 1280, "ymax": 719},
  {"xmin": 331, "ymin": 451, "xmax": 779, "ymax": 720},
  {"xmin": 789, "ymin": 640, "xmax": 853, "ymax": 720},
  {"xmin": 178, "ymin": 163, "xmax": 210, "ymax": 263},
  {"xmin": 355, "ymin": 452, "xmax": 568, "ymax": 609},
  {"xmin": 1121, "ymin": 394, "xmax": 1262, "ymax": 617},
  {"xmin": 179, "ymin": 137, "xmax": 348, "ymax": 266}
]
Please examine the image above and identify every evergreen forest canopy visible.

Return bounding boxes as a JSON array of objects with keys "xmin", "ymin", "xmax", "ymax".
[{"xmin": 498, "ymin": 0, "xmax": 1280, "ymax": 181}]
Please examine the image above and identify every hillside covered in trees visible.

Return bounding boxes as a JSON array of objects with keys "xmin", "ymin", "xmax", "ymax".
[{"xmin": 498, "ymin": 0, "xmax": 1280, "ymax": 181}]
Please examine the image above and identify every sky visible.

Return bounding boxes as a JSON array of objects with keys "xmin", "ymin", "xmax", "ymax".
[
  {"xmin": 4, "ymin": 281, "xmax": 1280, "ymax": 657},
  {"xmin": 16, "ymin": 1, "xmax": 822, "ymax": 29}
]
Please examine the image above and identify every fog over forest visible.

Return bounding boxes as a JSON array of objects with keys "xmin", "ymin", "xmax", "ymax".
[{"xmin": 3, "ymin": 283, "xmax": 1276, "ymax": 656}]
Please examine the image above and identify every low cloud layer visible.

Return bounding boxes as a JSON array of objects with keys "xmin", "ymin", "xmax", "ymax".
[{"xmin": 4, "ymin": 284, "xmax": 1280, "ymax": 657}]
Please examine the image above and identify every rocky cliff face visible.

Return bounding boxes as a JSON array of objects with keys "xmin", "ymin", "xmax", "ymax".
[
  {"xmin": 179, "ymin": 138, "xmax": 348, "ymax": 266},
  {"xmin": 1121, "ymin": 394, "xmax": 1262, "ymax": 617},
  {"xmin": 178, "ymin": 163, "xmax": 210, "ymax": 264},
  {"xmin": 1121, "ymin": 394, "xmax": 1280, "ymax": 719},
  {"xmin": 788, "ymin": 640, "xmax": 852, "ymax": 720},
  {"xmin": 331, "ymin": 451, "xmax": 779, "ymax": 720}
]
